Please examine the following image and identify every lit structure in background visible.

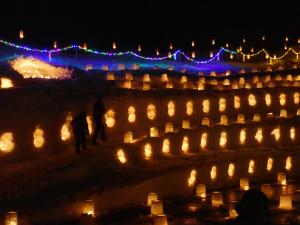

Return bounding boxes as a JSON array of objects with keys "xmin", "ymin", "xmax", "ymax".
[{"xmin": 10, "ymin": 57, "xmax": 70, "ymax": 79}]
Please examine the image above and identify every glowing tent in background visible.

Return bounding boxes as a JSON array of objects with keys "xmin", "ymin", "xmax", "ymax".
[{"xmin": 10, "ymin": 57, "xmax": 70, "ymax": 79}]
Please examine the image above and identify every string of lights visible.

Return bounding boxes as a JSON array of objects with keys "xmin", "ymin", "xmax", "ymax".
[{"xmin": 0, "ymin": 38, "xmax": 299, "ymax": 64}]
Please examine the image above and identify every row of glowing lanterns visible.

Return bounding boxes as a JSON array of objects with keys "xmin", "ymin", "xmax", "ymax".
[
  {"xmin": 109, "ymin": 73, "xmax": 300, "ymax": 90},
  {"xmin": 0, "ymin": 107, "xmax": 298, "ymax": 154},
  {"xmin": 17, "ymin": 30, "xmax": 300, "ymax": 54},
  {"xmin": 3, "ymin": 170, "xmax": 294, "ymax": 225},
  {"xmin": 119, "ymin": 124, "xmax": 293, "ymax": 161},
  {"xmin": 104, "ymin": 92, "xmax": 299, "ymax": 129}
]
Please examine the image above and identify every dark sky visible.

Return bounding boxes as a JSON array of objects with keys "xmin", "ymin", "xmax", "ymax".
[{"xmin": 0, "ymin": 0, "xmax": 299, "ymax": 52}]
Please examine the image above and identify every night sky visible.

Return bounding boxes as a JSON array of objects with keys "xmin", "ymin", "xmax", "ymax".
[{"xmin": 1, "ymin": 0, "xmax": 299, "ymax": 53}]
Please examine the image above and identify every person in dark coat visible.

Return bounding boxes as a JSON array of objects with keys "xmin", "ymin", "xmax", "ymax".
[
  {"xmin": 92, "ymin": 98, "xmax": 107, "ymax": 145},
  {"xmin": 71, "ymin": 112, "xmax": 89, "ymax": 154},
  {"xmin": 226, "ymin": 188, "xmax": 272, "ymax": 225}
]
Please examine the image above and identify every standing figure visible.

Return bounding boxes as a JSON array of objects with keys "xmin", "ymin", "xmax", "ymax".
[
  {"xmin": 92, "ymin": 98, "xmax": 107, "ymax": 145},
  {"xmin": 71, "ymin": 112, "xmax": 89, "ymax": 154}
]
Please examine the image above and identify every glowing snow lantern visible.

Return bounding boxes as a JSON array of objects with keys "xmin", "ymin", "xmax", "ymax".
[
  {"xmin": 279, "ymin": 93, "xmax": 286, "ymax": 106},
  {"xmin": 191, "ymin": 40, "xmax": 195, "ymax": 47},
  {"xmin": 143, "ymin": 74, "xmax": 151, "ymax": 82},
  {"xmin": 156, "ymin": 49, "xmax": 160, "ymax": 56},
  {"xmin": 82, "ymin": 200, "xmax": 95, "ymax": 217},
  {"xmin": 202, "ymin": 99, "xmax": 210, "ymax": 113},
  {"xmin": 0, "ymin": 132, "xmax": 14, "ymax": 153},
  {"xmin": 220, "ymin": 115, "xmax": 228, "ymax": 125},
  {"xmin": 153, "ymin": 214, "xmax": 168, "ymax": 225},
  {"xmin": 210, "ymin": 51, "xmax": 214, "ymax": 58},
  {"xmin": 210, "ymin": 166, "xmax": 217, "ymax": 180},
  {"xmin": 223, "ymin": 79, "xmax": 230, "ymax": 85},
  {"xmin": 128, "ymin": 106, "xmax": 136, "ymax": 123},
  {"xmin": 212, "ymin": 39, "xmax": 215, "ymax": 45},
  {"xmin": 162, "ymin": 138, "xmax": 170, "ymax": 154},
  {"xmin": 161, "ymin": 73, "xmax": 168, "ymax": 82},
  {"xmin": 253, "ymin": 76, "xmax": 259, "ymax": 83},
  {"xmin": 240, "ymin": 129, "xmax": 246, "ymax": 144},
  {"xmin": 147, "ymin": 193, "xmax": 158, "ymax": 206},
  {"xmin": 294, "ymin": 92, "xmax": 300, "ymax": 105},
  {"xmin": 180, "ymin": 75, "xmax": 188, "ymax": 84},
  {"xmin": 151, "ymin": 200, "xmax": 163, "ymax": 215},
  {"xmin": 280, "ymin": 109, "xmax": 287, "ymax": 118},
  {"xmin": 181, "ymin": 136, "xmax": 189, "ymax": 153},
  {"xmin": 104, "ymin": 109, "xmax": 116, "ymax": 128},
  {"xmin": 124, "ymin": 132, "xmax": 133, "ymax": 143},
  {"xmin": 86, "ymin": 116, "xmax": 93, "ymax": 134},
  {"xmin": 198, "ymin": 82, "xmax": 204, "ymax": 90},
  {"xmin": 5, "ymin": 211, "xmax": 18, "ymax": 225},
  {"xmin": 275, "ymin": 74, "xmax": 282, "ymax": 81},
  {"xmin": 265, "ymin": 93, "xmax": 272, "ymax": 106},
  {"xmin": 253, "ymin": 113, "xmax": 261, "ymax": 122},
  {"xmin": 0, "ymin": 78, "xmax": 14, "ymax": 89},
  {"xmin": 248, "ymin": 160, "xmax": 255, "ymax": 174},
  {"xmin": 150, "ymin": 127, "xmax": 159, "ymax": 137},
  {"xmin": 297, "ymin": 109, "xmax": 300, "ymax": 116},
  {"xmin": 290, "ymin": 127, "xmax": 295, "ymax": 141},
  {"xmin": 219, "ymin": 98, "xmax": 226, "ymax": 112},
  {"xmin": 123, "ymin": 80, "xmax": 132, "ymax": 89},
  {"xmin": 166, "ymin": 82, "xmax": 173, "ymax": 88},
  {"xmin": 219, "ymin": 131, "xmax": 227, "ymax": 147},
  {"xmin": 211, "ymin": 191, "xmax": 223, "ymax": 207},
  {"xmin": 234, "ymin": 96, "xmax": 241, "ymax": 109},
  {"xmin": 200, "ymin": 133, "xmax": 208, "ymax": 149},
  {"xmin": 125, "ymin": 72, "xmax": 133, "ymax": 81},
  {"xmin": 229, "ymin": 203, "xmax": 238, "ymax": 218},
  {"xmin": 138, "ymin": 45, "xmax": 142, "ymax": 52},
  {"xmin": 286, "ymin": 74, "xmax": 293, "ymax": 81},
  {"xmin": 277, "ymin": 173, "xmax": 287, "ymax": 185},
  {"xmin": 117, "ymin": 149, "xmax": 127, "ymax": 164},
  {"xmin": 285, "ymin": 156, "xmax": 292, "ymax": 171},
  {"xmin": 188, "ymin": 170, "xmax": 197, "ymax": 187},
  {"xmin": 196, "ymin": 184, "xmax": 206, "ymax": 198},
  {"xmin": 166, "ymin": 101, "xmax": 175, "ymax": 117},
  {"xmin": 165, "ymin": 123, "xmax": 174, "ymax": 133},
  {"xmin": 237, "ymin": 114, "xmax": 245, "ymax": 123},
  {"xmin": 265, "ymin": 75, "xmax": 271, "ymax": 82},
  {"xmin": 19, "ymin": 30, "xmax": 24, "ymax": 39},
  {"xmin": 239, "ymin": 77, "xmax": 245, "ymax": 85},
  {"xmin": 225, "ymin": 70, "xmax": 231, "ymax": 76},
  {"xmin": 202, "ymin": 117, "xmax": 210, "ymax": 126},
  {"xmin": 112, "ymin": 42, "xmax": 117, "ymax": 50},
  {"xmin": 106, "ymin": 72, "xmax": 115, "ymax": 80},
  {"xmin": 33, "ymin": 127, "xmax": 45, "ymax": 148},
  {"xmin": 147, "ymin": 104, "xmax": 157, "ymax": 120},
  {"xmin": 267, "ymin": 157, "xmax": 273, "ymax": 171},
  {"xmin": 228, "ymin": 163, "xmax": 235, "ymax": 177},
  {"xmin": 61, "ymin": 114, "xmax": 73, "ymax": 141},
  {"xmin": 248, "ymin": 94, "xmax": 257, "ymax": 106},
  {"xmin": 53, "ymin": 41, "xmax": 57, "ymax": 48},
  {"xmin": 144, "ymin": 144, "xmax": 152, "ymax": 160},
  {"xmin": 240, "ymin": 177, "xmax": 250, "ymax": 190},
  {"xmin": 256, "ymin": 82, "xmax": 263, "ymax": 88},
  {"xmin": 186, "ymin": 101, "xmax": 193, "ymax": 116},
  {"xmin": 255, "ymin": 128, "xmax": 263, "ymax": 143},
  {"xmin": 143, "ymin": 82, "xmax": 150, "ymax": 90},
  {"xmin": 271, "ymin": 127, "xmax": 280, "ymax": 142},
  {"xmin": 279, "ymin": 194, "xmax": 292, "ymax": 209},
  {"xmin": 182, "ymin": 120, "xmax": 191, "ymax": 129}
]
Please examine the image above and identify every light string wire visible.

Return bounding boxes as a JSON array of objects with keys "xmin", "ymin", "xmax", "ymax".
[{"xmin": 1, "ymin": 38, "xmax": 299, "ymax": 63}]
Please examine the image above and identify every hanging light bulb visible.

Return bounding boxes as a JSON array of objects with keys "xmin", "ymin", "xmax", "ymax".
[
  {"xmin": 112, "ymin": 41, "xmax": 117, "ymax": 50},
  {"xmin": 19, "ymin": 30, "xmax": 24, "ymax": 39},
  {"xmin": 192, "ymin": 51, "xmax": 196, "ymax": 58},
  {"xmin": 138, "ymin": 45, "xmax": 141, "ymax": 52},
  {"xmin": 284, "ymin": 45, "xmax": 288, "ymax": 50},
  {"xmin": 285, "ymin": 36, "xmax": 289, "ymax": 42},
  {"xmin": 242, "ymin": 38, "xmax": 246, "ymax": 43},
  {"xmin": 53, "ymin": 41, "xmax": 57, "ymax": 48},
  {"xmin": 225, "ymin": 43, "xmax": 229, "ymax": 48},
  {"xmin": 212, "ymin": 39, "xmax": 215, "ymax": 45},
  {"xmin": 251, "ymin": 48, "xmax": 254, "ymax": 53},
  {"xmin": 262, "ymin": 35, "xmax": 266, "ymax": 41},
  {"xmin": 191, "ymin": 40, "xmax": 195, "ymax": 47}
]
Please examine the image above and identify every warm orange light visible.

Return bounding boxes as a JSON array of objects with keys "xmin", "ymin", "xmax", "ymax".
[
  {"xmin": 202, "ymin": 117, "xmax": 210, "ymax": 126},
  {"xmin": 19, "ymin": 30, "xmax": 24, "ymax": 39},
  {"xmin": 219, "ymin": 98, "xmax": 226, "ymax": 112},
  {"xmin": 279, "ymin": 93, "xmax": 286, "ymax": 106},
  {"xmin": 279, "ymin": 194, "xmax": 292, "ymax": 209},
  {"xmin": 240, "ymin": 129, "xmax": 246, "ymax": 144},
  {"xmin": 294, "ymin": 92, "xmax": 300, "ymax": 105},
  {"xmin": 5, "ymin": 211, "xmax": 18, "ymax": 225},
  {"xmin": 219, "ymin": 131, "xmax": 227, "ymax": 147},
  {"xmin": 220, "ymin": 115, "xmax": 228, "ymax": 125},
  {"xmin": 165, "ymin": 123, "xmax": 174, "ymax": 133},
  {"xmin": 181, "ymin": 136, "xmax": 189, "ymax": 153},
  {"xmin": 255, "ymin": 128, "xmax": 263, "ymax": 143},
  {"xmin": 147, "ymin": 193, "xmax": 158, "ymax": 206},
  {"xmin": 117, "ymin": 149, "xmax": 127, "ymax": 164},
  {"xmin": 240, "ymin": 177, "xmax": 250, "ymax": 190},
  {"xmin": 265, "ymin": 93, "xmax": 272, "ymax": 106},
  {"xmin": 187, "ymin": 170, "xmax": 197, "ymax": 187},
  {"xmin": 0, "ymin": 78, "xmax": 14, "ymax": 89},
  {"xmin": 210, "ymin": 165, "xmax": 217, "ymax": 180},
  {"xmin": 286, "ymin": 156, "xmax": 292, "ymax": 171},
  {"xmin": 0, "ymin": 132, "xmax": 14, "ymax": 153},
  {"xmin": 196, "ymin": 184, "xmax": 206, "ymax": 198},
  {"xmin": 290, "ymin": 127, "xmax": 296, "ymax": 141},
  {"xmin": 82, "ymin": 200, "xmax": 95, "ymax": 217},
  {"xmin": 161, "ymin": 73, "xmax": 168, "ymax": 82},
  {"xmin": 234, "ymin": 96, "xmax": 240, "ymax": 109},
  {"xmin": 237, "ymin": 114, "xmax": 245, "ymax": 123},
  {"xmin": 248, "ymin": 160, "xmax": 255, "ymax": 174},
  {"xmin": 144, "ymin": 143, "xmax": 152, "ymax": 160},
  {"xmin": 277, "ymin": 173, "xmax": 287, "ymax": 185},
  {"xmin": 147, "ymin": 104, "xmax": 156, "ymax": 120},
  {"xmin": 124, "ymin": 132, "xmax": 133, "ymax": 143},
  {"xmin": 162, "ymin": 138, "xmax": 170, "ymax": 154},
  {"xmin": 182, "ymin": 120, "xmax": 191, "ymax": 129},
  {"xmin": 128, "ymin": 106, "xmax": 136, "ymax": 123},
  {"xmin": 248, "ymin": 94, "xmax": 257, "ymax": 106},
  {"xmin": 271, "ymin": 126, "xmax": 280, "ymax": 142},
  {"xmin": 202, "ymin": 99, "xmax": 210, "ymax": 113},
  {"xmin": 151, "ymin": 200, "xmax": 163, "ymax": 215},
  {"xmin": 61, "ymin": 114, "xmax": 73, "ymax": 141},
  {"xmin": 112, "ymin": 42, "xmax": 117, "ymax": 50},
  {"xmin": 228, "ymin": 163, "xmax": 235, "ymax": 177},
  {"xmin": 33, "ymin": 127, "xmax": 45, "ymax": 148},
  {"xmin": 150, "ymin": 127, "xmax": 159, "ymax": 137},
  {"xmin": 105, "ymin": 109, "xmax": 116, "ymax": 128},
  {"xmin": 267, "ymin": 158, "xmax": 273, "ymax": 171},
  {"xmin": 253, "ymin": 113, "xmax": 261, "ymax": 122},
  {"xmin": 186, "ymin": 101, "xmax": 193, "ymax": 116},
  {"xmin": 200, "ymin": 133, "xmax": 208, "ymax": 149},
  {"xmin": 211, "ymin": 191, "xmax": 223, "ymax": 207}
]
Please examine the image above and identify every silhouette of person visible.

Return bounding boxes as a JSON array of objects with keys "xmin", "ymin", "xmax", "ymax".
[
  {"xmin": 226, "ymin": 188, "xmax": 271, "ymax": 225},
  {"xmin": 92, "ymin": 97, "xmax": 107, "ymax": 145},
  {"xmin": 71, "ymin": 112, "xmax": 89, "ymax": 154}
]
